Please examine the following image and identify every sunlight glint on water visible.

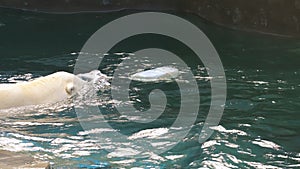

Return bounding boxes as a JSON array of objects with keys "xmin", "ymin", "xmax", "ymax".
[{"xmin": 0, "ymin": 8, "xmax": 299, "ymax": 168}]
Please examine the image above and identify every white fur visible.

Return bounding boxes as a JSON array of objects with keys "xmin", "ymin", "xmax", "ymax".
[{"xmin": 0, "ymin": 71, "xmax": 86, "ymax": 109}]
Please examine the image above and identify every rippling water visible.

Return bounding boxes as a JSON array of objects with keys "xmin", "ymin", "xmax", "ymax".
[{"xmin": 0, "ymin": 8, "xmax": 299, "ymax": 168}]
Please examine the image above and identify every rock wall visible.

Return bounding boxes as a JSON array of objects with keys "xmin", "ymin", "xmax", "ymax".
[{"xmin": 0, "ymin": 0, "xmax": 299, "ymax": 38}]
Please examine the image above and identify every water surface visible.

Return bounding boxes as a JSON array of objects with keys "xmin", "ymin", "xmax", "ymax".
[{"xmin": 0, "ymin": 8, "xmax": 299, "ymax": 168}]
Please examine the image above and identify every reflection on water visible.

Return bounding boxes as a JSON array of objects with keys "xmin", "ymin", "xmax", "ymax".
[
  {"xmin": 1, "ymin": 62, "xmax": 299, "ymax": 168},
  {"xmin": 0, "ymin": 8, "xmax": 299, "ymax": 168}
]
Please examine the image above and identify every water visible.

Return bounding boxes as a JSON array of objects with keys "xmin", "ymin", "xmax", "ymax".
[{"xmin": 0, "ymin": 8, "xmax": 299, "ymax": 168}]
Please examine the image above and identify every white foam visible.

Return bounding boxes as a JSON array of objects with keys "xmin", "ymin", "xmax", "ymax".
[
  {"xmin": 201, "ymin": 140, "xmax": 221, "ymax": 149},
  {"xmin": 5, "ymin": 121, "xmax": 64, "ymax": 126},
  {"xmin": 210, "ymin": 125, "xmax": 247, "ymax": 136},
  {"xmin": 72, "ymin": 150, "xmax": 91, "ymax": 156},
  {"xmin": 128, "ymin": 128, "xmax": 169, "ymax": 140},
  {"xmin": 8, "ymin": 133, "xmax": 52, "ymax": 142},
  {"xmin": 131, "ymin": 66, "xmax": 179, "ymax": 82},
  {"xmin": 0, "ymin": 137, "xmax": 44, "ymax": 152},
  {"xmin": 252, "ymin": 139, "xmax": 281, "ymax": 150},
  {"xmin": 248, "ymin": 81, "xmax": 269, "ymax": 85},
  {"xmin": 78, "ymin": 128, "xmax": 117, "ymax": 136},
  {"xmin": 165, "ymin": 155, "xmax": 184, "ymax": 160},
  {"xmin": 51, "ymin": 138, "xmax": 78, "ymax": 144}
]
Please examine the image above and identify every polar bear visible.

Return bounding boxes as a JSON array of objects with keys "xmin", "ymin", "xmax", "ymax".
[{"xmin": 0, "ymin": 71, "xmax": 88, "ymax": 110}]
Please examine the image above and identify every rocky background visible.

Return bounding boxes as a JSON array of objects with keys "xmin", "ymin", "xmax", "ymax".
[{"xmin": 0, "ymin": 0, "xmax": 299, "ymax": 38}]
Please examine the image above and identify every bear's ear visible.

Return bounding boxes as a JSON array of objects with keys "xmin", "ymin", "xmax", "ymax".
[{"xmin": 65, "ymin": 83, "xmax": 75, "ymax": 95}]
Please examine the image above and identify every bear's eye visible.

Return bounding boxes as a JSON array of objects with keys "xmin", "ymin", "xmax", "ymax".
[{"xmin": 66, "ymin": 83, "xmax": 75, "ymax": 95}]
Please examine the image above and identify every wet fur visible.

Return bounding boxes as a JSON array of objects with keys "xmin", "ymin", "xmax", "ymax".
[{"xmin": 0, "ymin": 72, "xmax": 85, "ymax": 109}]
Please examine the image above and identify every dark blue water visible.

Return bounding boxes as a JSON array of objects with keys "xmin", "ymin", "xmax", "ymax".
[{"xmin": 0, "ymin": 8, "xmax": 299, "ymax": 168}]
